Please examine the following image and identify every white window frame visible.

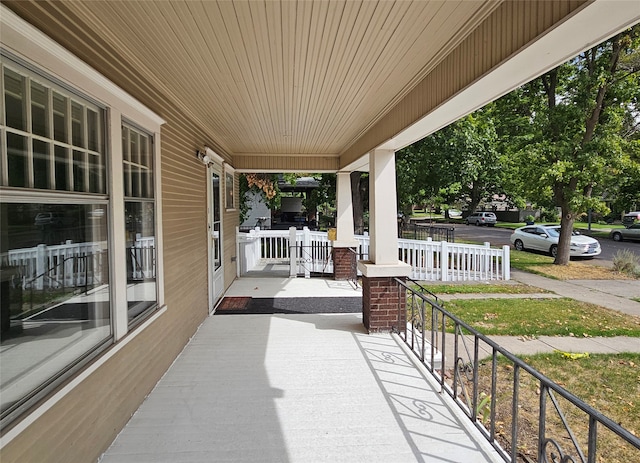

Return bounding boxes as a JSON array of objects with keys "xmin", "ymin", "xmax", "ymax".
[{"xmin": 0, "ymin": 5, "xmax": 166, "ymax": 440}]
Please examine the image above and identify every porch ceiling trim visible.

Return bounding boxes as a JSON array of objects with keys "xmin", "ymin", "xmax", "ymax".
[{"xmin": 233, "ymin": 154, "xmax": 340, "ymax": 173}]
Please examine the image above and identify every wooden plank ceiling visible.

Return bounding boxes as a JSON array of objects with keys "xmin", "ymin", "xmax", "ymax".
[{"xmin": 4, "ymin": 0, "xmax": 501, "ymax": 164}]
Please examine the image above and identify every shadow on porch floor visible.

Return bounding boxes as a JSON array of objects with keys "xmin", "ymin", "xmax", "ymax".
[{"xmin": 100, "ymin": 309, "xmax": 501, "ymax": 463}]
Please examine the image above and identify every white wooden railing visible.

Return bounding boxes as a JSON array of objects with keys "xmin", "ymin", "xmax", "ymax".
[
  {"xmin": 3, "ymin": 240, "xmax": 108, "ymax": 290},
  {"xmin": 237, "ymin": 227, "xmax": 510, "ymax": 281},
  {"xmin": 2, "ymin": 236, "xmax": 155, "ymax": 290},
  {"xmin": 128, "ymin": 235, "xmax": 156, "ymax": 280}
]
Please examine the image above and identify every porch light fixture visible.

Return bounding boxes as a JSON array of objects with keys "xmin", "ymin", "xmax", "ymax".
[
  {"xmin": 196, "ymin": 146, "xmax": 225, "ymax": 167},
  {"xmin": 196, "ymin": 149, "xmax": 212, "ymax": 166}
]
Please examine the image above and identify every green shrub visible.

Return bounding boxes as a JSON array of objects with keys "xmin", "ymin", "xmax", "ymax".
[
  {"xmin": 540, "ymin": 209, "xmax": 559, "ymax": 222},
  {"xmin": 612, "ymin": 250, "xmax": 640, "ymax": 277}
]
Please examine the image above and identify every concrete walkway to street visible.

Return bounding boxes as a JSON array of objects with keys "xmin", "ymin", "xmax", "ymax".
[
  {"xmin": 447, "ymin": 334, "xmax": 640, "ymax": 359},
  {"xmin": 433, "ymin": 270, "xmax": 640, "ymax": 356},
  {"xmin": 511, "ymin": 270, "xmax": 640, "ymax": 317}
]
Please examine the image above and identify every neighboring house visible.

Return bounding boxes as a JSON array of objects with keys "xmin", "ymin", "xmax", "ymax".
[
  {"xmin": 241, "ymin": 176, "xmax": 320, "ymax": 230},
  {"xmin": 1, "ymin": 2, "xmax": 637, "ymax": 462},
  {"xmin": 240, "ymin": 191, "xmax": 272, "ymax": 230}
]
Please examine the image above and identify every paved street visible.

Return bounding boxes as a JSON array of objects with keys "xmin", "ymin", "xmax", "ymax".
[{"xmin": 444, "ymin": 223, "xmax": 639, "ymax": 267}]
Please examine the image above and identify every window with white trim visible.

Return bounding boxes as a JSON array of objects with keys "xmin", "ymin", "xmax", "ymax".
[
  {"xmin": 122, "ymin": 123, "xmax": 157, "ymax": 323},
  {"xmin": 0, "ymin": 50, "xmax": 163, "ymax": 428}
]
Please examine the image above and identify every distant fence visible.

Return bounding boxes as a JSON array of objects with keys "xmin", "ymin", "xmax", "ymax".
[
  {"xmin": 401, "ymin": 222, "xmax": 455, "ymax": 242},
  {"xmin": 237, "ymin": 227, "xmax": 509, "ymax": 281}
]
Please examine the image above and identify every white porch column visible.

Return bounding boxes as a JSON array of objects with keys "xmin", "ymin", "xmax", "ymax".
[
  {"xmin": 357, "ymin": 148, "xmax": 410, "ymax": 333},
  {"xmin": 332, "ymin": 171, "xmax": 359, "ymax": 280},
  {"xmin": 334, "ymin": 172, "xmax": 358, "ymax": 246},
  {"xmin": 369, "ymin": 149, "xmax": 400, "ymax": 265}
]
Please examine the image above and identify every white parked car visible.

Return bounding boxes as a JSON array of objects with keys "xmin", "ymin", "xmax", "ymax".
[{"xmin": 510, "ymin": 225, "xmax": 601, "ymax": 258}]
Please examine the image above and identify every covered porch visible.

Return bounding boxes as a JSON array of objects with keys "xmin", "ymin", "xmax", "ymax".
[
  {"xmin": 2, "ymin": 2, "xmax": 640, "ymax": 462},
  {"xmin": 101, "ymin": 278, "xmax": 500, "ymax": 463}
]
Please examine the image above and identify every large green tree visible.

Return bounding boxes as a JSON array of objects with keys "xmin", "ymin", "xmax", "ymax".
[
  {"xmin": 396, "ymin": 111, "xmax": 503, "ymax": 215},
  {"xmin": 502, "ymin": 26, "xmax": 640, "ymax": 264}
]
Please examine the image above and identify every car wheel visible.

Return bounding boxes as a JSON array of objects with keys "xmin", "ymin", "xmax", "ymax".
[
  {"xmin": 475, "ymin": 221, "xmax": 480, "ymax": 226},
  {"xmin": 550, "ymin": 244, "xmax": 558, "ymax": 258},
  {"xmin": 612, "ymin": 232, "xmax": 623, "ymax": 242},
  {"xmin": 514, "ymin": 239, "xmax": 524, "ymax": 251}
]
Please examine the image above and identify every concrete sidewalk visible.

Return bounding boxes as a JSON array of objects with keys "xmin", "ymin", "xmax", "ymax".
[
  {"xmin": 475, "ymin": 335, "xmax": 640, "ymax": 356},
  {"xmin": 510, "ymin": 270, "xmax": 640, "ymax": 317},
  {"xmin": 434, "ymin": 270, "xmax": 640, "ymax": 356}
]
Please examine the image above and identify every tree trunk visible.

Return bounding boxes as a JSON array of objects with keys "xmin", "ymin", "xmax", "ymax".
[
  {"xmin": 467, "ymin": 182, "xmax": 481, "ymax": 214},
  {"xmin": 351, "ymin": 172, "xmax": 364, "ymax": 234},
  {"xmin": 555, "ymin": 205, "xmax": 575, "ymax": 265}
]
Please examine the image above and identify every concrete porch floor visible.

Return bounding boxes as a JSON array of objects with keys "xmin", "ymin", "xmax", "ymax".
[
  {"xmin": 222, "ymin": 276, "xmax": 362, "ymax": 299},
  {"xmin": 100, "ymin": 278, "xmax": 502, "ymax": 463}
]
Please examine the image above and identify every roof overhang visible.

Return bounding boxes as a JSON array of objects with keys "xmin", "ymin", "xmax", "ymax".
[{"xmin": 3, "ymin": 0, "xmax": 638, "ymax": 174}]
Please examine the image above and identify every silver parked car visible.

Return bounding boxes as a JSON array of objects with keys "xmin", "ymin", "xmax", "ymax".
[
  {"xmin": 622, "ymin": 211, "xmax": 640, "ymax": 227},
  {"xmin": 510, "ymin": 225, "xmax": 601, "ymax": 258},
  {"xmin": 611, "ymin": 224, "xmax": 640, "ymax": 242},
  {"xmin": 465, "ymin": 212, "xmax": 497, "ymax": 226}
]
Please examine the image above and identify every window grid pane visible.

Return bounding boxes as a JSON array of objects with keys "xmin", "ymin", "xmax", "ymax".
[
  {"xmin": 32, "ymin": 139, "xmax": 50, "ymax": 189},
  {"xmin": 1, "ymin": 62, "xmax": 106, "ymax": 194},
  {"xmin": 31, "ymin": 81, "xmax": 49, "ymax": 138},
  {"xmin": 123, "ymin": 125, "xmax": 153, "ymax": 200},
  {"xmin": 54, "ymin": 145, "xmax": 69, "ymax": 191},
  {"xmin": 73, "ymin": 150, "xmax": 86, "ymax": 192},
  {"xmin": 4, "ymin": 68, "xmax": 26, "ymax": 131},
  {"xmin": 52, "ymin": 92, "xmax": 67, "ymax": 143},
  {"xmin": 7, "ymin": 132, "xmax": 27, "ymax": 187},
  {"xmin": 71, "ymin": 102, "xmax": 84, "ymax": 147}
]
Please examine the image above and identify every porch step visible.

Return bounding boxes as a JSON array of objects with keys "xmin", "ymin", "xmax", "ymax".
[{"xmin": 403, "ymin": 323, "xmax": 444, "ymax": 370}]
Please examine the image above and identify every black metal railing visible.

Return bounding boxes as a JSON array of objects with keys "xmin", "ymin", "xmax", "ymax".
[
  {"xmin": 346, "ymin": 247, "xmax": 360, "ymax": 287},
  {"xmin": 289, "ymin": 242, "xmax": 333, "ymax": 275},
  {"xmin": 394, "ymin": 278, "xmax": 640, "ymax": 463},
  {"xmin": 401, "ymin": 222, "xmax": 455, "ymax": 242}
]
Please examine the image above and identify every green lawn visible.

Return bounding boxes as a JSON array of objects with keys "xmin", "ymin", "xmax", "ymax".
[
  {"xmin": 509, "ymin": 249, "xmax": 556, "ymax": 272},
  {"xmin": 439, "ymin": 297, "xmax": 640, "ymax": 337},
  {"xmin": 413, "ymin": 282, "xmax": 547, "ymax": 294}
]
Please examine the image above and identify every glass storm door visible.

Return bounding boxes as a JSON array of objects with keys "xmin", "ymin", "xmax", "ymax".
[{"xmin": 208, "ymin": 167, "xmax": 224, "ymax": 312}]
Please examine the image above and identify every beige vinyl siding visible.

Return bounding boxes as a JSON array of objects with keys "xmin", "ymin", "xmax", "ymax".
[
  {"xmin": 0, "ymin": 77, "xmax": 230, "ymax": 463},
  {"xmin": 1, "ymin": 122, "xmax": 223, "ymax": 463}
]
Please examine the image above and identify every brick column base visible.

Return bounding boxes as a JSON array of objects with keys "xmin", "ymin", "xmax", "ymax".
[
  {"xmin": 362, "ymin": 276, "xmax": 406, "ymax": 333},
  {"xmin": 332, "ymin": 247, "xmax": 356, "ymax": 280}
]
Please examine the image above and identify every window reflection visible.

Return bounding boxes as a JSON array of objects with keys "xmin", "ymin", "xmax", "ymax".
[
  {"xmin": 212, "ymin": 173, "xmax": 221, "ymax": 271},
  {"xmin": 125, "ymin": 201, "xmax": 156, "ymax": 321},
  {"xmin": 0, "ymin": 202, "xmax": 111, "ymax": 419},
  {"xmin": 123, "ymin": 124, "xmax": 156, "ymax": 323}
]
